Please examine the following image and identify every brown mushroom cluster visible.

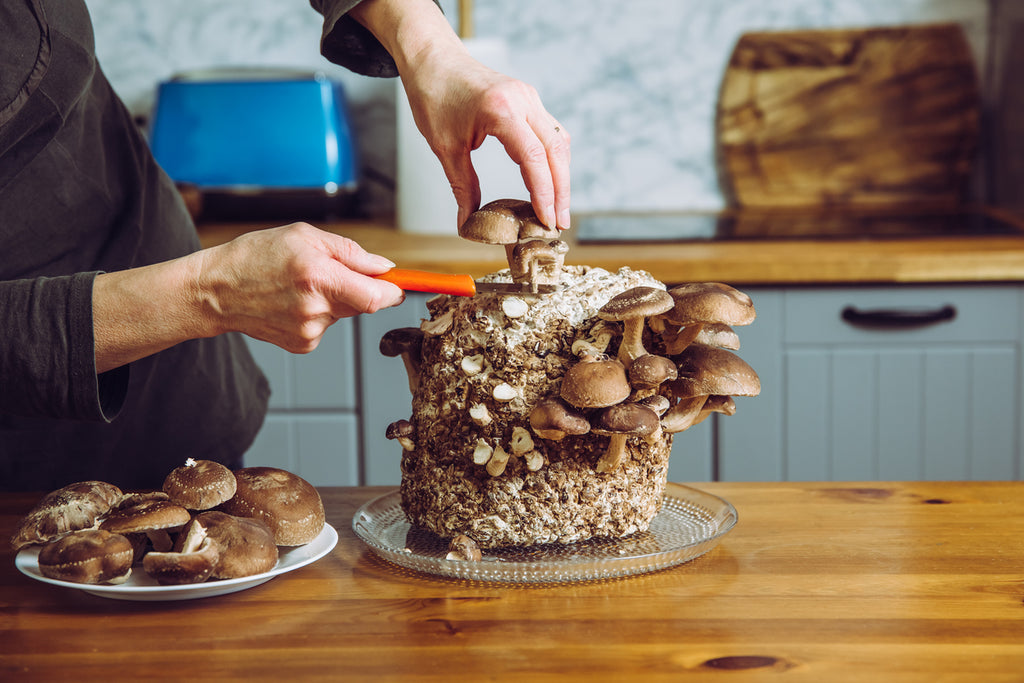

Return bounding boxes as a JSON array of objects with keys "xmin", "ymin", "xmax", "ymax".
[
  {"xmin": 379, "ymin": 200, "xmax": 761, "ymax": 550},
  {"xmin": 11, "ymin": 461, "xmax": 325, "ymax": 586}
]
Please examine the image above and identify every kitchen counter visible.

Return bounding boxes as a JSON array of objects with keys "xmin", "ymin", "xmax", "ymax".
[
  {"xmin": 197, "ymin": 211, "xmax": 1024, "ymax": 286},
  {"xmin": 3, "ymin": 481, "xmax": 1023, "ymax": 680}
]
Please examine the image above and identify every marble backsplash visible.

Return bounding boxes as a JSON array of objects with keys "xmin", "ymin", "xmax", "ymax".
[{"xmin": 84, "ymin": 0, "xmax": 995, "ymax": 218}]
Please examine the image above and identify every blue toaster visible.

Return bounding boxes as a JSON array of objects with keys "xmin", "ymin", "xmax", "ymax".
[{"xmin": 149, "ymin": 68, "xmax": 359, "ymax": 220}]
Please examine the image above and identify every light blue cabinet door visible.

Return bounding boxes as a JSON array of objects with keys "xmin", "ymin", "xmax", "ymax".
[
  {"xmin": 721, "ymin": 285, "xmax": 1023, "ymax": 482},
  {"xmin": 356, "ymin": 295, "xmax": 430, "ymax": 486},
  {"xmin": 244, "ymin": 414, "xmax": 360, "ymax": 486}
]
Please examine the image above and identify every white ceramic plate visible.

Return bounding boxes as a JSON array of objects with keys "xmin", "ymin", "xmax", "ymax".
[{"xmin": 15, "ymin": 523, "xmax": 338, "ymax": 601}]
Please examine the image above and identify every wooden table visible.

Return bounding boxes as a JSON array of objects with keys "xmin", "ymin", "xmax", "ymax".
[{"xmin": 2, "ymin": 482, "xmax": 1023, "ymax": 681}]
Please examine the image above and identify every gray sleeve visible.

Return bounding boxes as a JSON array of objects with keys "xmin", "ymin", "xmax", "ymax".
[
  {"xmin": 309, "ymin": 0, "xmax": 444, "ymax": 78},
  {"xmin": 0, "ymin": 272, "xmax": 127, "ymax": 421}
]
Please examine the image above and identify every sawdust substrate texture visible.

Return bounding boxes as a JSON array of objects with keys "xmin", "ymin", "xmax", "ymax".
[{"xmin": 399, "ymin": 266, "xmax": 675, "ymax": 549}]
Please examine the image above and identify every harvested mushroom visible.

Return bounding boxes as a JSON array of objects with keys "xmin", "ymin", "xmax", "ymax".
[
  {"xmin": 472, "ymin": 439, "xmax": 494, "ymax": 465},
  {"xmin": 37, "ymin": 529, "xmax": 134, "ymax": 585},
  {"xmin": 492, "ymin": 382, "xmax": 518, "ymax": 402},
  {"xmin": 509, "ymin": 426, "xmax": 535, "ymax": 455},
  {"xmin": 599, "ymin": 286, "xmax": 674, "ymax": 365},
  {"xmin": 386, "ymin": 419, "xmax": 416, "ymax": 451},
  {"xmin": 11, "ymin": 480, "xmax": 123, "ymax": 550},
  {"xmin": 220, "ymin": 467, "xmax": 325, "ymax": 546},
  {"xmin": 99, "ymin": 499, "xmax": 191, "ymax": 552},
  {"xmin": 659, "ymin": 283, "xmax": 755, "ymax": 355},
  {"xmin": 458, "ymin": 198, "xmax": 558, "ymax": 270},
  {"xmin": 380, "ymin": 327, "xmax": 424, "ymax": 394},
  {"xmin": 591, "ymin": 402, "xmax": 661, "ymax": 473},
  {"xmin": 194, "ymin": 511, "xmax": 279, "ymax": 579},
  {"xmin": 446, "ymin": 534, "xmax": 482, "ymax": 562},
  {"xmin": 162, "ymin": 458, "xmax": 237, "ymax": 510},
  {"xmin": 529, "ymin": 397, "xmax": 591, "ymax": 441},
  {"xmin": 143, "ymin": 521, "xmax": 220, "ymax": 585}
]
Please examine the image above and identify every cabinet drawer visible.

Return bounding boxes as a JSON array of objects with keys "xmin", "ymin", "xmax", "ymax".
[{"xmin": 783, "ymin": 286, "xmax": 1020, "ymax": 345}]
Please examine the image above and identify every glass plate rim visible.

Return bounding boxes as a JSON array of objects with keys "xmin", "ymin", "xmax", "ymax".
[{"xmin": 352, "ymin": 482, "xmax": 737, "ymax": 583}]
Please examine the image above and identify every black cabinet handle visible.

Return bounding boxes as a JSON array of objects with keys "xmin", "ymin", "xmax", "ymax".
[{"xmin": 841, "ymin": 304, "xmax": 956, "ymax": 329}]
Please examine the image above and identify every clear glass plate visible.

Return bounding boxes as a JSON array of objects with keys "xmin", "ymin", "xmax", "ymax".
[
  {"xmin": 16, "ymin": 524, "xmax": 338, "ymax": 601},
  {"xmin": 352, "ymin": 483, "xmax": 737, "ymax": 583}
]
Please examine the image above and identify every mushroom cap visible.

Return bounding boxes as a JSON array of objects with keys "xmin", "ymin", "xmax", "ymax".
[
  {"xmin": 219, "ymin": 467, "xmax": 325, "ymax": 546},
  {"xmin": 379, "ymin": 327, "xmax": 424, "ymax": 358},
  {"xmin": 385, "ymin": 419, "xmax": 414, "ymax": 440},
  {"xmin": 11, "ymin": 480, "xmax": 123, "ymax": 550},
  {"xmin": 627, "ymin": 354, "xmax": 678, "ymax": 390},
  {"xmin": 591, "ymin": 402, "xmax": 661, "ymax": 437},
  {"xmin": 663, "ymin": 282, "xmax": 756, "ymax": 326},
  {"xmin": 194, "ymin": 511, "xmax": 279, "ymax": 579},
  {"xmin": 162, "ymin": 458, "xmax": 237, "ymax": 510},
  {"xmin": 37, "ymin": 529, "xmax": 134, "ymax": 585},
  {"xmin": 458, "ymin": 198, "xmax": 558, "ymax": 244},
  {"xmin": 598, "ymin": 286, "xmax": 674, "ymax": 323},
  {"xmin": 143, "ymin": 535, "xmax": 220, "ymax": 585},
  {"xmin": 529, "ymin": 397, "xmax": 591, "ymax": 439},
  {"xmin": 693, "ymin": 323, "xmax": 741, "ymax": 350},
  {"xmin": 559, "ymin": 356, "xmax": 631, "ymax": 409},
  {"xmin": 99, "ymin": 499, "xmax": 191, "ymax": 535},
  {"xmin": 666, "ymin": 344, "xmax": 761, "ymax": 397},
  {"xmin": 638, "ymin": 393, "xmax": 672, "ymax": 417}
]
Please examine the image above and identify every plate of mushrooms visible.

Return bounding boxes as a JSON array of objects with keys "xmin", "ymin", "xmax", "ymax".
[{"xmin": 12, "ymin": 461, "xmax": 338, "ymax": 601}]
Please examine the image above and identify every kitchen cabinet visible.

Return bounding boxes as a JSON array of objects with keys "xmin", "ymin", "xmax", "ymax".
[
  {"xmin": 242, "ymin": 319, "xmax": 361, "ymax": 485},
  {"xmin": 719, "ymin": 284, "xmax": 1024, "ymax": 481},
  {"xmin": 240, "ymin": 282, "xmax": 1023, "ymax": 486}
]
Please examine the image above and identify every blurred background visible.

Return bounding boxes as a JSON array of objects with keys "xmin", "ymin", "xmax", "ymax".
[{"xmin": 84, "ymin": 0, "xmax": 1024, "ymax": 220}]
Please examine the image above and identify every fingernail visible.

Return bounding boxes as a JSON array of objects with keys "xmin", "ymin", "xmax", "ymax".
[
  {"xmin": 558, "ymin": 208, "xmax": 571, "ymax": 230},
  {"xmin": 373, "ymin": 255, "xmax": 397, "ymax": 269},
  {"xmin": 543, "ymin": 204, "xmax": 557, "ymax": 229}
]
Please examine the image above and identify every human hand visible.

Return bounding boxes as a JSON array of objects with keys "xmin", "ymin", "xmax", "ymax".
[
  {"xmin": 348, "ymin": 0, "xmax": 570, "ymax": 231},
  {"xmin": 401, "ymin": 47, "xmax": 572, "ymax": 231},
  {"xmin": 195, "ymin": 223, "xmax": 404, "ymax": 353}
]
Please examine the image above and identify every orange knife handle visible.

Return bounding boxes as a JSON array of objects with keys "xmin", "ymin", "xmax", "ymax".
[{"xmin": 375, "ymin": 268, "xmax": 477, "ymax": 297}]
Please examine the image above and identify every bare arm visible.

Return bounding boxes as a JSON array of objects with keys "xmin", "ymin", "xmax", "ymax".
[{"xmin": 92, "ymin": 223, "xmax": 403, "ymax": 373}]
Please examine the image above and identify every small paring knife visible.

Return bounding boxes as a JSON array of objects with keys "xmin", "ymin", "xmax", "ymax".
[{"xmin": 376, "ymin": 268, "xmax": 560, "ymax": 297}]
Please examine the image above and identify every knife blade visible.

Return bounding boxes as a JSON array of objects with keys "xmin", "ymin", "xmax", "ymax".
[{"xmin": 375, "ymin": 268, "xmax": 560, "ymax": 297}]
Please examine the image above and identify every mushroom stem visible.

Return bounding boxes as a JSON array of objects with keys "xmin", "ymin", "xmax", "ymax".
[
  {"xmin": 596, "ymin": 433, "xmax": 629, "ymax": 473},
  {"xmin": 146, "ymin": 529, "xmax": 174, "ymax": 553},
  {"xmin": 663, "ymin": 323, "xmax": 703, "ymax": 356},
  {"xmin": 661, "ymin": 396, "xmax": 708, "ymax": 433},
  {"xmin": 617, "ymin": 318, "xmax": 648, "ymax": 365},
  {"xmin": 400, "ymin": 353, "xmax": 420, "ymax": 394}
]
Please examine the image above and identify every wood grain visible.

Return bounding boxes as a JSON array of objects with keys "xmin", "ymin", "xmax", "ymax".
[
  {"xmin": 717, "ymin": 24, "xmax": 980, "ymax": 209},
  {"xmin": 2, "ymin": 483, "xmax": 1023, "ymax": 681}
]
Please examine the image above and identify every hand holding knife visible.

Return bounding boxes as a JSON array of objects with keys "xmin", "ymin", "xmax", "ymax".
[{"xmin": 375, "ymin": 268, "xmax": 559, "ymax": 297}]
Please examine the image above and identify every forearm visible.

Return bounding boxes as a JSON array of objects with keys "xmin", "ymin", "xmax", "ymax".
[
  {"xmin": 92, "ymin": 252, "xmax": 216, "ymax": 374},
  {"xmin": 348, "ymin": 0, "xmax": 466, "ymax": 76}
]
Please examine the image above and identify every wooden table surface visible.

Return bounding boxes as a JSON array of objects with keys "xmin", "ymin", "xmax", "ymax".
[
  {"xmin": 2, "ymin": 482, "xmax": 1023, "ymax": 681},
  {"xmin": 196, "ymin": 215, "xmax": 1024, "ymax": 286}
]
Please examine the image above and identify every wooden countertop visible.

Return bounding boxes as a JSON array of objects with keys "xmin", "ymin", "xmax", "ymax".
[
  {"xmin": 196, "ymin": 213, "xmax": 1024, "ymax": 286},
  {"xmin": 3, "ymin": 481, "xmax": 1024, "ymax": 681}
]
